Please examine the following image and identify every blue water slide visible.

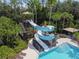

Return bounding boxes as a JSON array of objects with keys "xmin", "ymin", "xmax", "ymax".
[{"xmin": 38, "ymin": 34, "xmax": 55, "ymax": 41}]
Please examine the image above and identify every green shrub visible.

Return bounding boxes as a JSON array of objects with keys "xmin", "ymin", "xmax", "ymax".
[
  {"xmin": 0, "ymin": 46, "xmax": 16, "ymax": 59},
  {"xmin": 0, "ymin": 38, "xmax": 28, "ymax": 59},
  {"xmin": 0, "ymin": 16, "xmax": 22, "ymax": 35},
  {"xmin": 74, "ymin": 32, "xmax": 79, "ymax": 41},
  {"xmin": 0, "ymin": 16, "xmax": 22, "ymax": 48},
  {"xmin": 0, "ymin": 16, "xmax": 28, "ymax": 58},
  {"xmin": 14, "ymin": 39, "xmax": 27, "ymax": 53}
]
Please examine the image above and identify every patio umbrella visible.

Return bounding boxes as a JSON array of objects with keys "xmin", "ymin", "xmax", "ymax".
[
  {"xmin": 22, "ymin": 11, "xmax": 33, "ymax": 15},
  {"xmin": 22, "ymin": 11, "xmax": 33, "ymax": 20}
]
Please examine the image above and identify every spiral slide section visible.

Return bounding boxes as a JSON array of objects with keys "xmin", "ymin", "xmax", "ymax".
[{"xmin": 34, "ymin": 34, "xmax": 49, "ymax": 51}]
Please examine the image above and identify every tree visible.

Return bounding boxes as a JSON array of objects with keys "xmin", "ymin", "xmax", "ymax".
[
  {"xmin": 27, "ymin": 0, "xmax": 49, "ymax": 24},
  {"xmin": 10, "ymin": 0, "xmax": 19, "ymax": 21},
  {"xmin": 27, "ymin": 0, "xmax": 41, "ymax": 22},
  {"xmin": 52, "ymin": 12, "xmax": 62, "ymax": 32},
  {"xmin": 61, "ymin": 12, "xmax": 74, "ymax": 28},
  {"xmin": 52, "ymin": 12, "xmax": 74, "ymax": 32},
  {"xmin": 72, "ymin": 1, "xmax": 79, "ymax": 26},
  {"xmin": 57, "ymin": 0, "xmax": 73, "ymax": 13},
  {"xmin": 47, "ymin": 0, "xmax": 57, "ymax": 24},
  {"xmin": 0, "ymin": 0, "xmax": 11, "ymax": 17},
  {"xmin": 0, "ymin": 16, "xmax": 22, "ymax": 47}
]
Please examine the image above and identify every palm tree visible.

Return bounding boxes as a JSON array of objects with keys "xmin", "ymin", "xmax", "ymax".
[
  {"xmin": 61, "ymin": 12, "xmax": 74, "ymax": 28},
  {"xmin": 47, "ymin": 0, "xmax": 57, "ymax": 24},
  {"xmin": 27, "ymin": 0, "xmax": 41, "ymax": 23},
  {"xmin": 60, "ymin": 0, "xmax": 73, "ymax": 13},
  {"xmin": 52, "ymin": 12, "xmax": 62, "ymax": 32},
  {"xmin": 10, "ymin": 0, "xmax": 18, "ymax": 9},
  {"xmin": 0, "ymin": 0, "xmax": 11, "ymax": 16},
  {"xmin": 0, "ymin": 0, "xmax": 3, "ymax": 16},
  {"xmin": 18, "ymin": 0, "xmax": 23, "ymax": 14},
  {"xmin": 41, "ymin": 0, "xmax": 45, "ymax": 7},
  {"xmin": 52, "ymin": 12, "xmax": 74, "ymax": 32},
  {"xmin": 10, "ymin": 0, "xmax": 18, "ymax": 20}
]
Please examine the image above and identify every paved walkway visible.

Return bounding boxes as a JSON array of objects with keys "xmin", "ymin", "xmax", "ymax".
[{"xmin": 16, "ymin": 39, "xmax": 39, "ymax": 59}]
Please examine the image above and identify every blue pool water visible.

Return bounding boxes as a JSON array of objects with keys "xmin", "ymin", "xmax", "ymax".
[
  {"xmin": 34, "ymin": 26, "xmax": 54, "ymax": 32},
  {"xmin": 38, "ymin": 43, "xmax": 79, "ymax": 59}
]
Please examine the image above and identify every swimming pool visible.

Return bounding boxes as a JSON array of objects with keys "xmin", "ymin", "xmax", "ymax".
[{"xmin": 38, "ymin": 43, "xmax": 79, "ymax": 59}]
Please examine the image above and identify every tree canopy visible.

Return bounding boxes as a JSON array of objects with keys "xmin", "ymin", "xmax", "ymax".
[
  {"xmin": 0, "ymin": 16, "xmax": 22, "ymax": 36},
  {"xmin": 52, "ymin": 12, "xmax": 62, "ymax": 21}
]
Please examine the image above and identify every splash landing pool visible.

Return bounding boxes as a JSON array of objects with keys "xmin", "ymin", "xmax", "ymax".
[{"xmin": 38, "ymin": 43, "xmax": 79, "ymax": 59}]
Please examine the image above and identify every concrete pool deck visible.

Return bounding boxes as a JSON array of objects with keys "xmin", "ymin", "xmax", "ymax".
[
  {"xmin": 20, "ymin": 39, "xmax": 39, "ymax": 59},
  {"xmin": 57, "ymin": 38, "xmax": 79, "ymax": 47},
  {"xmin": 19, "ymin": 38, "xmax": 79, "ymax": 59}
]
